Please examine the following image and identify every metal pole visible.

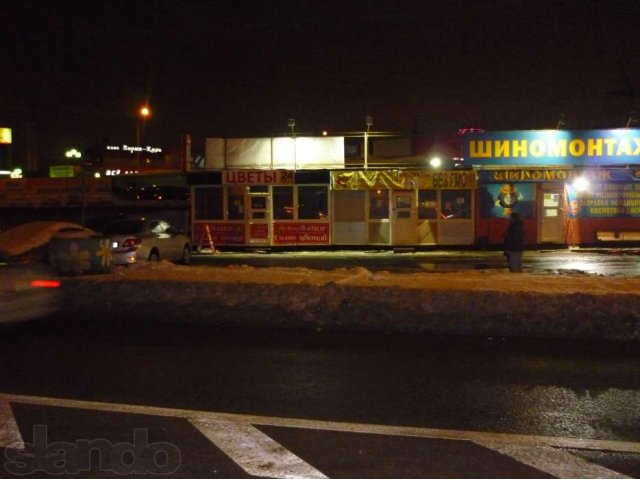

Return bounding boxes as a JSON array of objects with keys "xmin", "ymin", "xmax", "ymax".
[
  {"xmin": 80, "ymin": 166, "xmax": 87, "ymax": 227},
  {"xmin": 136, "ymin": 120, "xmax": 141, "ymax": 167},
  {"xmin": 364, "ymin": 130, "xmax": 368, "ymax": 170}
]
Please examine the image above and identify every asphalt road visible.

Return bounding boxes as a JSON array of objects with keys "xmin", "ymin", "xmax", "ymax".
[{"xmin": 1, "ymin": 318, "xmax": 639, "ymax": 478}]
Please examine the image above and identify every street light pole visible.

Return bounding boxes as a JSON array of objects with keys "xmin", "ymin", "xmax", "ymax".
[
  {"xmin": 137, "ymin": 105, "xmax": 151, "ymax": 168},
  {"xmin": 364, "ymin": 115, "xmax": 373, "ymax": 170},
  {"xmin": 288, "ymin": 118, "xmax": 296, "ymax": 170}
]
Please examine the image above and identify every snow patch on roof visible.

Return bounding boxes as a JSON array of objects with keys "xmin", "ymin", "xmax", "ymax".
[{"xmin": 0, "ymin": 221, "xmax": 95, "ymax": 257}]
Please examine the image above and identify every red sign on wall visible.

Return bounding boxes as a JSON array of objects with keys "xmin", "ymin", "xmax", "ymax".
[
  {"xmin": 273, "ymin": 222, "xmax": 330, "ymax": 245},
  {"xmin": 250, "ymin": 223, "xmax": 269, "ymax": 239},
  {"xmin": 193, "ymin": 222, "xmax": 245, "ymax": 245}
]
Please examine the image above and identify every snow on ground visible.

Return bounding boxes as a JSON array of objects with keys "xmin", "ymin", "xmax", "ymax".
[
  {"xmin": 3, "ymin": 221, "xmax": 638, "ymax": 339},
  {"xmin": 63, "ymin": 260, "xmax": 640, "ymax": 341},
  {"xmin": 101, "ymin": 259, "xmax": 640, "ymax": 295}
]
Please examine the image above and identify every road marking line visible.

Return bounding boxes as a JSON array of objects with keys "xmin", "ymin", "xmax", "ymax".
[
  {"xmin": 476, "ymin": 442, "xmax": 631, "ymax": 479},
  {"xmin": 1, "ymin": 392, "xmax": 639, "ymax": 456},
  {"xmin": 190, "ymin": 419, "xmax": 327, "ymax": 479},
  {"xmin": 0, "ymin": 401, "xmax": 24, "ymax": 449}
]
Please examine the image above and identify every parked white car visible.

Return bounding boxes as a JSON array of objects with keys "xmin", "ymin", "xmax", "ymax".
[{"xmin": 101, "ymin": 218, "xmax": 192, "ymax": 265}]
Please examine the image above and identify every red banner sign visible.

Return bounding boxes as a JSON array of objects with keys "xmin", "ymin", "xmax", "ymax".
[
  {"xmin": 250, "ymin": 223, "xmax": 269, "ymax": 239},
  {"xmin": 192, "ymin": 222, "xmax": 245, "ymax": 245},
  {"xmin": 273, "ymin": 222, "xmax": 330, "ymax": 245}
]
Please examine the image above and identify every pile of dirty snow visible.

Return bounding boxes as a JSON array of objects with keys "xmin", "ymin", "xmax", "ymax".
[{"xmin": 60, "ymin": 261, "xmax": 640, "ymax": 341}]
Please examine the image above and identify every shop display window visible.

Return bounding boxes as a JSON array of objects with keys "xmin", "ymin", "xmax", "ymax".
[
  {"xmin": 440, "ymin": 190, "xmax": 471, "ymax": 219},
  {"xmin": 273, "ymin": 186, "xmax": 294, "ymax": 220},
  {"xmin": 194, "ymin": 187, "xmax": 223, "ymax": 220},
  {"xmin": 418, "ymin": 190, "xmax": 437, "ymax": 219},
  {"xmin": 227, "ymin": 186, "xmax": 245, "ymax": 220},
  {"xmin": 369, "ymin": 189, "xmax": 389, "ymax": 219},
  {"xmin": 251, "ymin": 197, "xmax": 267, "ymax": 210},
  {"xmin": 298, "ymin": 186, "xmax": 328, "ymax": 219},
  {"xmin": 334, "ymin": 190, "xmax": 365, "ymax": 222}
]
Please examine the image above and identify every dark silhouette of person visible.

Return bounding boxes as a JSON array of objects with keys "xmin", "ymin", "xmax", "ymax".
[{"xmin": 503, "ymin": 212, "xmax": 525, "ymax": 272}]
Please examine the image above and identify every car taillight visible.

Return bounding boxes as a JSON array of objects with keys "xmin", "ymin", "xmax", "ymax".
[
  {"xmin": 122, "ymin": 238, "xmax": 142, "ymax": 248},
  {"xmin": 31, "ymin": 280, "xmax": 61, "ymax": 288}
]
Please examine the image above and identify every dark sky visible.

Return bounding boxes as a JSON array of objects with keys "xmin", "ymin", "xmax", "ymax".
[{"xmin": 2, "ymin": 0, "xmax": 640, "ymax": 162}]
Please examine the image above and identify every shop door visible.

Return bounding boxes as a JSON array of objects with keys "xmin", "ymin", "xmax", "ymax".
[
  {"xmin": 539, "ymin": 190, "xmax": 565, "ymax": 243},
  {"xmin": 392, "ymin": 190, "xmax": 417, "ymax": 244},
  {"xmin": 248, "ymin": 191, "xmax": 270, "ymax": 245}
]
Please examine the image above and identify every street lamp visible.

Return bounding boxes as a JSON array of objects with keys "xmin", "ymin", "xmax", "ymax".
[
  {"xmin": 65, "ymin": 148, "xmax": 82, "ymax": 159},
  {"xmin": 429, "ymin": 156, "xmax": 442, "ymax": 168}
]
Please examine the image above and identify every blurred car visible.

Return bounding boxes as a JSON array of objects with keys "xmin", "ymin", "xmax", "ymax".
[
  {"xmin": 0, "ymin": 221, "xmax": 96, "ymax": 262},
  {"xmin": 0, "ymin": 262, "xmax": 62, "ymax": 324},
  {"xmin": 101, "ymin": 218, "xmax": 192, "ymax": 265}
]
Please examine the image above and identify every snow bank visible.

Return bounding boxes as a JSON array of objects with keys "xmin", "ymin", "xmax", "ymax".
[{"xmin": 60, "ymin": 262, "xmax": 640, "ymax": 341}]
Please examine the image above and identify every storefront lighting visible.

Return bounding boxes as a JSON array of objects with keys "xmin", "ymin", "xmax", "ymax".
[
  {"xmin": 573, "ymin": 176, "xmax": 590, "ymax": 192},
  {"xmin": 430, "ymin": 156, "xmax": 442, "ymax": 168}
]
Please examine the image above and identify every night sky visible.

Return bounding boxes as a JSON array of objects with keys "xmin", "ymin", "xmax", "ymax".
[{"xmin": 2, "ymin": 0, "xmax": 640, "ymax": 163}]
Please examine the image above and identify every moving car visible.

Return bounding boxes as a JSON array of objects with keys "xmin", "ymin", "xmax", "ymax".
[
  {"xmin": 102, "ymin": 218, "xmax": 192, "ymax": 265},
  {"xmin": 0, "ymin": 221, "xmax": 96, "ymax": 262},
  {"xmin": 0, "ymin": 262, "xmax": 62, "ymax": 324}
]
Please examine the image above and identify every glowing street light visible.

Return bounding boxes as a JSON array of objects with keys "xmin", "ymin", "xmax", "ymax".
[
  {"xmin": 139, "ymin": 106, "xmax": 151, "ymax": 119},
  {"xmin": 429, "ymin": 156, "xmax": 442, "ymax": 168},
  {"xmin": 65, "ymin": 148, "xmax": 82, "ymax": 159},
  {"xmin": 573, "ymin": 176, "xmax": 590, "ymax": 192}
]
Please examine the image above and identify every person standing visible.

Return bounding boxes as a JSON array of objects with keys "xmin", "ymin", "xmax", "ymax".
[{"xmin": 503, "ymin": 212, "xmax": 525, "ymax": 272}]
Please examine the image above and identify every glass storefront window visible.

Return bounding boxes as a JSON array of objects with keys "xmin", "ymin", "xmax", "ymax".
[
  {"xmin": 251, "ymin": 196, "xmax": 267, "ymax": 209},
  {"xmin": 227, "ymin": 187, "xmax": 245, "ymax": 220},
  {"xmin": 273, "ymin": 186, "xmax": 294, "ymax": 220},
  {"xmin": 194, "ymin": 187, "xmax": 223, "ymax": 220},
  {"xmin": 369, "ymin": 189, "xmax": 389, "ymax": 219},
  {"xmin": 440, "ymin": 190, "xmax": 471, "ymax": 219},
  {"xmin": 298, "ymin": 186, "xmax": 328, "ymax": 219},
  {"xmin": 418, "ymin": 190, "xmax": 437, "ymax": 219}
]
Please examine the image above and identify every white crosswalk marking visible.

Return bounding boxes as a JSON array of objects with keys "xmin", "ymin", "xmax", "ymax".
[
  {"xmin": 190, "ymin": 419, "xmax": 327, "ymax": 479},
  {"xmin": 476, "ymin": 442, "xmax": 631, "ymax": 479},
  {"xmin": 0, "ymin": 401, "xmax": 24, "ymax": 450},
  {"xmin": 0, "ymin": 392, "xmax": 638, "ymax": 479}
]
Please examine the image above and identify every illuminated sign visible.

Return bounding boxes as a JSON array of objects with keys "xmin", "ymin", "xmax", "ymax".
[
  {"xmin": 567, "ymin": 183, "xmax": 640, "ymax": 218},
  {"xmin": 0, "ymin": 128, "xmax": 12, "ymax": 144},
  {"xmin": 478, "ymin": 168, "xmax": 617, "ymax": 183},
  {"xmin": 463, "ymin": 129, "xmax": 640, "ymax": 166},
  {"xmin": 331, "ymin": 170, "xmax": 477, "ymax": 190},
  {"xmin": 49, "ymin": 165, "xmax": 76, "ymax": 178},
  {"xmin": 223, "ymin": 170, "xmax": 294, "ymax": 185},
  {"xmin": 106, "ymin": 145, "xmax": 162, "ymax": 154}
]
